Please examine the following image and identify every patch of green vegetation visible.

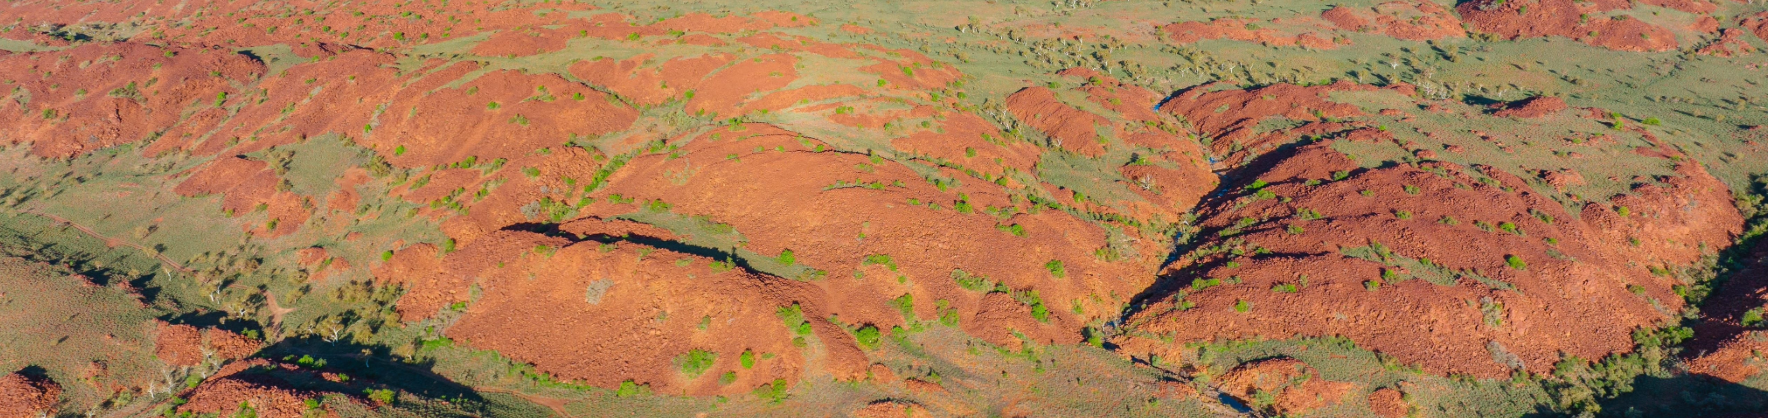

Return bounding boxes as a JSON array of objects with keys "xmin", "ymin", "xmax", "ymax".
[{"xmin": 676, "ymin": 349, "xmax": 718, "ymax": 378}]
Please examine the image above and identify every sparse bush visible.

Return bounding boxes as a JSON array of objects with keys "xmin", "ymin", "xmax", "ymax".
[
  {"xmin": 676, "ymin": 349, "xmax": 717, "ymax": 378},
  {"xmin": 953, "ymin": 269, "xmax": 992, "ymax": 291},
  {"xmin": 1506, "ymin": 254, "xmax": 1527, "ymax": 270},
  {"xmin": 863, "ymin": 254, "xmax": 898, "ymax": 270},
  {"xmin": 853, "ymin": 325, "xmax": 881, "ymax": 349},
  {"xmin": 1743, "ymin": 308, "xmax": 1765, "ymax": 328},
  {"xmin": 753, "ymin": 378, "xmax": 789, "ymax": 403},
  {"xmin": 365, "ymin": 388, "xmax": 396, "ymax": 403},
  {"xmin": 936, "ymin": 299, "xmax": 960, "ymax": 326},
  {"xmin": 891, "ymin": 294, "xmax": 914, "ymax": 319},
  {"xmin": 615, "ymin": 380, "xmax": 647, "ymax": 397}
]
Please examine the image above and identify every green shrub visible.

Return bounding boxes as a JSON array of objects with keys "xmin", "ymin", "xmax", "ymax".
[
  {"xmin": 777, "ymin": 305, "xmax": 813, "ymax": 336},
  {"xmin": 777, "ymin": 249, "xmax": 796, "ymax": 265},
  {"xmin": 937, "ymin": 299, "xmax": 959, "ymax": 326},
  {"xmin": 1506, "ymin": 255, "xmax": 1527, "ymax": 270},
  {"xmin": 853, "ymin": 325, "xmax": 881, "ymax": 349},
  {"xmin": 1498, "ymin": 221, "xmax": 1521, "ymax": 235},
  {"xmin": 863, "ymin": 254, "xmax": 898, "ymax": 270},
  {"xmin": 740, "ymin": 349, "xmax": 756, "ymax": 369},
  {"xmin": 952, "ymin": 269, "xmax": 992, "ymax": 291},
  {"xmin": 1744, "ymin": 308, "xmax": 1765, "ymax": 328},
  {"xmin": 891, "ymin": 294, "xmax": 914, "ymax": 319},
  {"xmin": 365, "ymin": 388, "xmax": 396, "ymax": 403},
  {"xmin": 676, "ymin": 349, "xmax": 717, "ymax": 378},
  {"xmin": 1044, "ymin": 259, "xmax": 1066, "ymax": 278},
  {"xmin": 1233, "ymin": 300, "xmax": 1251, "ymax": 312},
  {"xmin": 753, "ymin": 378, "xmax": 789, "ymax": 403},
  {"xmin": 998, "ymin": 224, "xmax": 1026, "ymax": 236},
  {"xmin": 615, "ymin": 380, "xmax": 646, "ymax": 397}
]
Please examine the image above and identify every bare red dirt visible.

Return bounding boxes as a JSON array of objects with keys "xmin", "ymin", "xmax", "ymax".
[
  {"xmin": 178, "ymin": 360, "xmax": 317, "ymax": 418},
  {"xmin": 852, "ymin": 400, "xmax": 932, "ymax": 418},
  {"xmin": 154, "ymin": 321, "xmax": 263, "ymax": 367},
  {"xmin": 0, "ymin": 371, "xmax": 59, "ymax": 418},
  {"xmin": 0, "ymin": 43, "xmax": 263, "ymax": 158},
  {"xmin": 174, "ymin": 157, "xmax": 311, "ymax": 238},
  {"xmin": 591, "ymin": 124, "xmax": 1162, "ymax": 349},
  {"xmin": 1695, "ymin": 28, "xmax": 1757, "ymax": 57},
  {"xmin": 1745, "ymin": 12, "xmax": 1768, "ymax": 43},
  {"xmin": 1160, "ymin": 81, "xmax": 1393, "ymax": 166},
  {"xmin": 1323, "ymin": 1, "xmax": 1465, "ymax": 40},
  {"xmin": 206, "ymin": 328, "xmax": 264, "ymax": 361},
  {"xmin": 1006, "ymin": 86, "xmax": 1110, "ymax": 156},
  {"xmin": 1493, "ymin": 96, "xmax": 1570, "ymax": 118},
  {"xmin": 1164, "ymin": 18, "xmax": 1343, "ymax": 49},
  {"xmin": 436, "ymin": 235, "xmax": 817, "ymax": 396},
  {"xmin": 1215, "ymin": 357, "xmax": 1356, "ymax": 416},
  {"xmin": 1686, "ymin": 236, "xmax": 1768, "ymax": 383},
  {"xmin": 1117, "ymin": 139, "xmax": 1742, "ymax": 378},
  {"xmin": 1368, "ymin": 387, "xmax": 1409, "ymax": 417},
  {"xmin": 154, "ymin": 322, "xmax": 206, "ymax": 367},
  {"xmin": 1457, "ymin": 0, "xmax": 1679, "ymax": 51}
]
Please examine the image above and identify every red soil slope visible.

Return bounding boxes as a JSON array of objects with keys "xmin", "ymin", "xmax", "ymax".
[
  {"xmin": 1323, "ymin": 1, "xmax": 1465, "ymax": 40},
  {"xmin": 1118, "ymin": 140, "xmax": 1741, "ymax": 377},
  {"xmin": 1457, "ymin": 0, "xmax": 1679, "ymax": 51},
  {"xmin": 0, "ymin": 43, "xmax": 263, "ymax": 158},
  {"xmin": 1687, "ymin": 240, "xmax": 1768, "ymax": 382},
  {"xmin": 177, "ymin": 360, "xmax": 318, "ymax": 418},
  {"xmin": 1160, "ymin": 81, "xmax": 1396, "ymax": 166},
  {"xmin": 0, "ymin": 371, "xmax": 59, "ymax": 418},
  {"xmin": 1164, "ymin": 18, "xmax": 1342, "ymax": 49}
]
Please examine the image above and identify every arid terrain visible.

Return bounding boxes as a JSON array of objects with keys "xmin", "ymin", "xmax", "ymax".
[{"xmin": 0, "ymin": 0, "xmax": 1765, "ymax": 416}]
